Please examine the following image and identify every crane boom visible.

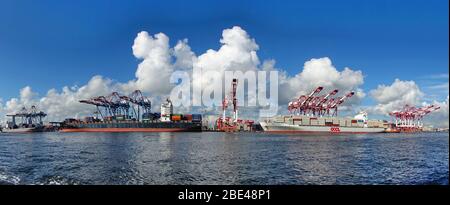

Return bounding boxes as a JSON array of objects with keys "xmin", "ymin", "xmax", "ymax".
[
  {"xmin": 331, "ymin": 91, "xmax": 355, "ymax": 108},
  {"xmin": 299, "ymin": 86, "xmax": 323, "ymax": 107},
  {"xmin": 316, "ymin": 89, "xmax": 338, "ymax": 107}
]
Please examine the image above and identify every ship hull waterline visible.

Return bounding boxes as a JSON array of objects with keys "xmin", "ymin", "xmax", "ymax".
[
  {"xmin": 60, "ymin": 120, "xmax": 203, "ymax": 133},
  {"xmin": 259, "ymin": 122, "xmax": 385, "ymax": 134},
  {"xmin": 1, "ymin": 127, "xmax": 44, "ymax": 133},
  {"xmin": 60, "ymin": 128, "xmax": 201, "ymax": 133}
]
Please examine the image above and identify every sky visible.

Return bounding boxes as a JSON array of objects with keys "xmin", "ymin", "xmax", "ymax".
[{"xmin": 0, "ymin": 0, "xmax": 448, "ymax": 126}]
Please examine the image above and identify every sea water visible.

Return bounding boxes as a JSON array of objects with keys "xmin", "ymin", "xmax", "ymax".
[{"xmin": 0, "ymin": 132, "xmax": 448, "ymax": 185}]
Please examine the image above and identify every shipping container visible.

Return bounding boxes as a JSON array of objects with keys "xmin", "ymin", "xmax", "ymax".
[
  {"xmin": 64, "ymin": 118, "xmax": 79, "ymax": 123},
  {"xmin": 287, "ymin": 118, "xmax": 294, "ymax": 125},
  {"xmin": 183, "ymin": 114, "xmax": 193, "ymax": 121},
  {"xmin": 302, "ymin": 119, "xmax": 310, "ymax": 125},
  {"xmin": 142, "ymin": 113, "xmax": 158, "ymax": 120},
  {"xmin": 171, "ymin": 115, "xmax": 181, "ymax": 121},
  {"xmin": 346, "ymin": 120, "xmax": 353, "ymax": 125},
  {"xmin": 318, "ymin": 119, "xmax": 326, "ymax": 126},
  {"xmin": 84, "ymin": 117, "xmax": 94, "ymax": 123},
  {"xmin": 192, "ymin": 114, "xmax": 202, "ymax": 122}
]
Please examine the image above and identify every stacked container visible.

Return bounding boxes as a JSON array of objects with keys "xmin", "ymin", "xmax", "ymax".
[
  {"xmin": 84, "ymin": 116, "xmax": 94, "ymax": 123},
  {"xmin": 183, "ymin": 114, "xmax": 193, "ymax": 121},
  {"xmin": 115, "ymin": 115, "xmax": 125, "ymax": 121},
  {"xmin": 192, "ymin": 114, "xmax": 202, "ymax": 122},
  {"xmin": 171, "ymin": 114, "xmax": 181, "ymax": 121}
]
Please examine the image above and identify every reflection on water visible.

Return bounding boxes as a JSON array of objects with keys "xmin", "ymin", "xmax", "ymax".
[{"xmin": 0, "ymin": 132, "xmax": 448, "ymax": 185}]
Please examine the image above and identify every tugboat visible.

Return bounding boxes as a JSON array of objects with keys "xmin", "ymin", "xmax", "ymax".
[
  {"xmin": 384, "ymin": 123, "xmax": 401, "ymax": 133},
  {"xmin": 1, "ymin": 105, "xmax": 47, "ymax": 133}
]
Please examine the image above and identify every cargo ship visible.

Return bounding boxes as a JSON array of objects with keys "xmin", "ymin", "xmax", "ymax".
[
  {"xmin": 260, "ymin": 86, "xmax": 385, "ymax": 134},
  {"xmin": 0, "ymin": 126, "xmax": 45, "ymax": 133},
  {"xmin": 59, "ymin": 91, "xmax": 202, "ymax": 133},
  {"xmin": 60, "ymin": 120, "xmax": 202, "ymax": 132},
  {"xmin": 1, "ymin": 106, "xmax": 47, "ymax": 133},
  {"xmin": 260, "ymin": 112, "xmax": 386, "ymax": 134}
]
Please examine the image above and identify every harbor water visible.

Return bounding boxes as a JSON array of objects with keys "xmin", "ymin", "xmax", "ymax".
[{"xmin": 0, "ymin": 132, "xmax": 448, "ymax": 185}]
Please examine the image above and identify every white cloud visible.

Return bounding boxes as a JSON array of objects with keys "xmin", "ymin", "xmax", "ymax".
[
  {"xmin": 279, "ymin": 57, "xmax": 365, "ymax": 111},
  {"xmin": 173, "ymin": 39, "xmax": 196, "ymax": 70},
  {"xmin": 427, "ymin": 82, "xmax": 449, "ymax": 91},
  {"xmin": 132, "ymin": 31, "xmax": 174, "ymax": 95},
  {"xmin": 421, "ymin": 96, "xmax": 449, "ymax": 128},
  {"xmin": 369, "ymin": 79, "xmax": 424, "ymax": 114},
  {"xmin": 369, "ymin": 79, "xmax": 449, "ymax": 128},
  {"xmin": 419, "ymin": 72, "xmax": 449, "ymax": 103},
  {"xmin": 422, "ymin": 73, "xmax": 449, "ymax": 80},
  {"xmin": 2, "ymin": 86, "xmax": 39, "ymax": 116},
  {"xmin": 193, "ymin": 26, "xmax": 260, "ymax": 91},
  {"xmin": 189, "ymin": 26, "xmax": 263, "ymax": 109},
  {"xmin": 1, "ymin": 76, "xmax": 118, "ymax": 122},
  {"xmin": 20, "ymin": 86, "xmax": 37, "ymax": 103}
]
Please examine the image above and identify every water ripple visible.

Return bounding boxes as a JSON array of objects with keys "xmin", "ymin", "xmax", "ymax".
[{"xmin": 0, "ymin": 132, "xmax": 448, "ymax": 185}]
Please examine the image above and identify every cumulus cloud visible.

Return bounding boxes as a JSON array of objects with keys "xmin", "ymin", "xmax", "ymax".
[
  {"xmin": 196, "ymin": 27, "xmax": 259, "ymax": 73},
  {"xmin": 192, "ymin": 26, "xmax": 260, "ymax": 91},
  {"xmin": 173, "ymin": 39, "xmax": 196, "ymax": 70},
  {"xmin": 20, "ymin": 86, "xmax": 37, "ymax": 103},
  {"xmin": 424, "ymin": 95, "xmax": 449, "ymax": 128},
  {"xmin": 422, "ymin": 96, "xmax": 449, "ymax": 128},
  {"xmin": 369, "ymin": 79, "xmax": 424, "ymax": 114},
  {"xmin": 1, "ymin": 76, "xmax": 119, "ymax": 122},
  {"xmin": 2, "ymin": 86, "xmax": 39, "ymax": 116},
  {"xmin": 187, "ymin": 26, "xmax": 264, "ymax": 110},
  {"xmin": 278, "ymin": 57, "xmax": 365, "ymax": 112},
  {"xmin": 369, "ymin": 79, "xmax": 449, "ymax": 128},
  {"xmin": 131, "ymin": 31, "xmax": 175, "ymax": 95}
]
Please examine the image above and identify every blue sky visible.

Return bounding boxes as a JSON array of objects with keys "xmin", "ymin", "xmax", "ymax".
[{"xmin": 0, "ymin": 0, "xmax": 448, "ymax": 103}]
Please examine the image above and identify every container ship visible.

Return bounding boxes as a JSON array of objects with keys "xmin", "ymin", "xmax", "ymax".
[
  {"xmin": 60, "ymin": 90, "xmax": 202, "ymax": 133},
  {"xmin": 260, "ymin": 86, "xmax": 385, "ymax": 134},
  {"xmin": 260, "ymin": 112, "xmax": 386, "ymax": 134},
  {"xmin": 1, "ymin": 106, "xmax": 47, "ymax": 133}
]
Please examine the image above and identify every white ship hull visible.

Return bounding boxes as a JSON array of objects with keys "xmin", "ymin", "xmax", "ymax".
[
  {"xmin": 260, "ymin": 122, "xmax": 385, "ymax": 134},
  {"xmin": 1, "ymin": 127, "xmax": 44, "ymax": 133}
]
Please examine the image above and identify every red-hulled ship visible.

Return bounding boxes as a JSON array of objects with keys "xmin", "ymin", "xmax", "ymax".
[{"xmin": 59, "ymin": 91, "xmax": 202, "ymax": 133}]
